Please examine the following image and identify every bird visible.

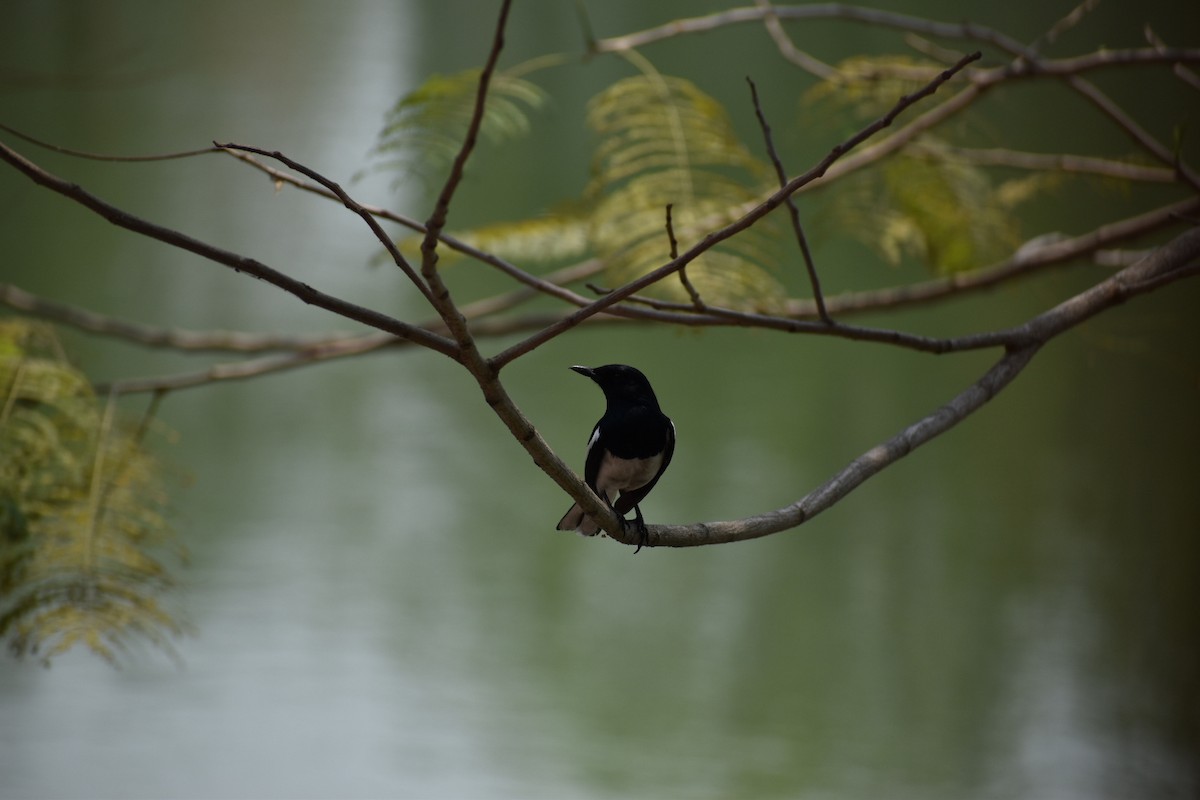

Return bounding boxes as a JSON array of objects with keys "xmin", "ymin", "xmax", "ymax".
[{"xmin": 556, "ymin": 364, "xmax": 675, "ymax": 552}]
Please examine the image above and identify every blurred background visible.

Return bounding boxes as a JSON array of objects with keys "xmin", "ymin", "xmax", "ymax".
[{"xmin": 1, "ymin": 1, "xmax": 1198, "ymax": 798}]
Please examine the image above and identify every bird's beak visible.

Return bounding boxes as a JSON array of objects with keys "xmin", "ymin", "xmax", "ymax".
[{"xmin": 569, "ymin": 365, "xmax": 595, "ymax": 379}]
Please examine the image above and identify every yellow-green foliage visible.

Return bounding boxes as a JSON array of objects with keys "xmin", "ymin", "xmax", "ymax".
[
  {"xmin": 389, "ymin": 67, "xmax": 788, "ymax": 310},
  {"xmin": 828, "ymin": 142, "xmax": 1058, "ymax": 274},
  {"xmin": 804, "ymin": 55, "xmax": 947, "ymax": 122},
  {"xmin": 583, "ymin": 74, "xmax": 786, "ymax": 309},
  {"xmin": 805, "ymin": 56, "xmax": 1060, "ymax": 274},
  {"xmin": 374, "ymin": 68, "xmax": 547, "ymax": 188},
  {"xmin": 0, "ymin": 321, "xmax": 184, "ymax": 666},
  {"xmin": 383, "ymin": 52, "xmax": 1067, "ymax": 295}
]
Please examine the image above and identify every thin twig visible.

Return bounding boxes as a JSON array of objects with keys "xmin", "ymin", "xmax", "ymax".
[
  {"xmin": 1058, "ymin": 74, "xmax": 1200, "ymax": 191},
  {"xmin": 752, "ymin": 0, "xmax": 838, "ymax": 79},
  {"xmin": 213, "ymin": 142, "xmax": 436, "ymax": 304},
  {"xmin": 1037, "ymin": 0, "xmax": 1100, "ymax": 48},
  {"xmin": 1144, "ymin": 26, "xmax": 1200, "ymax": 92},
  {"xmin": 746, "ymin": 76, "xmax": 829, "ymax": 323},
  {"xmin": 219, "ymin": 147, "xmax": 615, "ymax": 312},
  {"xmin": 666, "ymin": 204, "xmax": 705, "ymax": 309},
  {"xmin": 0, "ymin": 122, "xmax": 218, "ymax": 161}
]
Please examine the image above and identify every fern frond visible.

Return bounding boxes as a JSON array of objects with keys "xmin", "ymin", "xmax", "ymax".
[
  {"xmin": 585, "ymin": 73, "xmax": 784, "ymax": 309},
  {"xmin": 825, "ymin": 136, "xmax": 1051, "ymax": 274},
  {"xmin": 373, "ymin": 68, "xmax": 546, "ymax": 188},
  {"xmin": 587, "ymin": 75, "xmax": 762, "ymax": 194},
  {"xmin": 0, "ymin": 321, "xmax": 184, "ymax": 666},
  {"xmin": 414, "ymin": 68, "xmax": 788, "ymax": 309}
]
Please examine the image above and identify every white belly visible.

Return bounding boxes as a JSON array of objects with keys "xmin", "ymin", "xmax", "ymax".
[{"xmin": 595, "ymin": 451, "xmax": 663, "ymax": 500}]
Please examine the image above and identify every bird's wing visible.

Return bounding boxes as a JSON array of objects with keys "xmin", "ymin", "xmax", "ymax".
[
  {"xmin": 557, "ymin": 422, "xmax": 606, "ymax": 532},
  {"xmin": 614, "ymin": 418, "xmax": 675, "ymax": 514},
  {"xmin": 582, "ymin": 421, "xmax": 604, "ymax": 490}
]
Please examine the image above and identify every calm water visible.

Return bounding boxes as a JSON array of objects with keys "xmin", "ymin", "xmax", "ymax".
[{"xmin": 2, "ymin": 2, "xmax": 1198, "ymax": 798}]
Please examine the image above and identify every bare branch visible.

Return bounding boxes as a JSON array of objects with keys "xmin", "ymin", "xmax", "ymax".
[
  {"xmin": 1058, "ymin": 74, "xmax": 1200, "ymax": 191},
  {"xmin": 635, "ymin": 226, "xmax": 1200, "ymax": 548},
  {"xmin": 0, "ymin": 140, "xmax": 460, "ymax": 359},
  {"xmin": 213, "ymin": 142, "xmax": 435, "ymax": 305},
  {"xmin": 904, "ymin": 143, "xmax": 1176, "ymax": 183},
  {"xmin": 0, "ymin": 283, "xmax": 352, "ymax": 352},
  {"xmin": 490, "ymin": 51, "xmax": 981, "ymax": 369},
  {"xmin": 1038, "ymin": 0, "xmax": 1100, "ymax": 47},
  {"xmin": 94, "ymin": 309, "xmax": 613, "ymax": 396},
  {"xmin": 746, "ymin": 76, "xmax": 829, "ymax": 323},
  {"xmin": 664, "ymin": 204, "xmax": 705, "ymax": 310},
  {"xmin": 592, "ymin": 5, "xmax": 1028, "ymax": 57},
  {"xmin": 0, "ymin": 122, "xmax": 218, "ymax": 162},
  {"xmin": 783, "ymin": 195, "xmax": 1200, "ymax": 317},
  {"xmin": 1145, "ymin": 26, "xmax": 1200, "ymax": 92},
  {"xmin": 97, "ymin": 333, "xmax": 396, "ymax": 395},
  {"xmin": 418, "ymin": 0, "xmax": 514, "ymax": 356},
  {"xmin": 639, "ymin": 346, "xmax": 1040, "ymax": 547},
  {"xmin": 218, "ymin": 147, "xmax": 618, "ymax": 313},
  {"xmin": 752, "ymin": 0, "xmax": 837, "ymax": 79}
]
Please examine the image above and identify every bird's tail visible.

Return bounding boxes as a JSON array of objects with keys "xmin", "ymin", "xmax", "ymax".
[{"xmin": 556, "ymin": 504, "xmax": 602, "ymax": 536}]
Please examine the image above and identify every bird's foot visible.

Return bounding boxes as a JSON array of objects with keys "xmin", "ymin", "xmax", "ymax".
[{"xmin": 627, "ymin": 507, "xmax": 649, "ymax": 554}]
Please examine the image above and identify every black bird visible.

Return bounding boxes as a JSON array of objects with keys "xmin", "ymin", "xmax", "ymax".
[{"xmin": 556, "ymin": 364, "xmax": 675, "ymax": 551}]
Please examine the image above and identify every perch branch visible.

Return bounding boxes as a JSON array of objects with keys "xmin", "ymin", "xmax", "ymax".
[{"xmin": 632, "ymin": 226, "xmax": 1200, "ymax": 548}]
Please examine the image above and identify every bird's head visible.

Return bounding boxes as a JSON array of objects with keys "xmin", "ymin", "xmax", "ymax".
[{"xmin": 570, "ymin": 364, "xmax": 660, "ymax": 407}]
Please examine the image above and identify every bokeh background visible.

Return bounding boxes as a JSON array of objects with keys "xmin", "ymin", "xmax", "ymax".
[{"xmin": 2, "ymin": 1, "xmax": 1198, "ymax": 798}]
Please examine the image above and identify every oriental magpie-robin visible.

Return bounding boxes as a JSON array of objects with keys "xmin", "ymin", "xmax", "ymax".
[{"xmin": 556, "ymin": 364, "xmax": 675, "ymax": 551}]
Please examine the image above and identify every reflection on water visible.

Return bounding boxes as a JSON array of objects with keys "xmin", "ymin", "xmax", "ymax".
[{"xmin": 2, "ymin": 1, "xmax": 1198, "ymax": 798}]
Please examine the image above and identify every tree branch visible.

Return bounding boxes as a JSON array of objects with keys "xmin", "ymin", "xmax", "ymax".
[
  {"xmin": 634, "ymin": 226, "xmax": 1200, "ymax": 548},
  {"xmin": 3, "ymin": 4, "xmax": 1195, "ymax": 559},
  {"xmin": 213, "ymin": 142, "xmax": 436, "ymax": 305},
  {"xmin": 491, "ymin": 51, "xmax": 981, "ymax": 369},
  {"xmin": 0, "ymin": 283, "xmax": 353, "ymax": 352},
  {"xmin": 417, "ymin": 0, "xmax": 514, "ymax": 355},
  {"xmin": 746, "ymin": 76, "xmax": 829, "ymax": 323},
  {"xmin": 0, "ymin": 139, "xmax": 460, "ymax": 360},
  {"xmin": 904, "ymin": 143, "xmax": 1177, "ymax": 183}
]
